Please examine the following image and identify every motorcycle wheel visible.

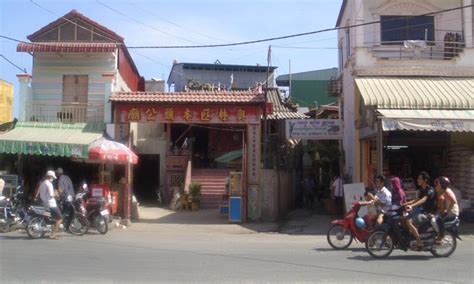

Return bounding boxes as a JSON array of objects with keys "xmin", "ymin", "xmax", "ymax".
[
  {"xmin": 0, "ymin": 220, "xmax": 10, "ymax": 233},
  {"xmin": 430, "ymin": 231, "xmax": 457, "ymax": 257},
  {"xmin": 68, "ymin": 215, "xmax": 89, "ymax": 236},
  {"xmin": 26, "ymin": 217, "xmax": 46, "ymax": 239},
  {"xmin": 365, "ymin": 230, "xmax": 394, "ymax": 258},
  {"xmin": 327, "ymin": 224, "xmax": 353, "ymax": 249},
  {"xmin": 94, "ymin": 215, "xmax": 108, "ymax": 235}
]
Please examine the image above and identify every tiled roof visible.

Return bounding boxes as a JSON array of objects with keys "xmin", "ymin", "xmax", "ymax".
[
  {"xmin": 266, "ymin": 89, "xmax": 308, "ymax": 120},
  {"xmin": 27, "ymin": 9, "xmax": 124, "ymax": 42},
  {"xmin": 110, "ymin": 91, "xmax": 265, "ymax": 104},
  {"xmin": 17, "ymin": 42, "xmax": 118, "ymax": 53}
]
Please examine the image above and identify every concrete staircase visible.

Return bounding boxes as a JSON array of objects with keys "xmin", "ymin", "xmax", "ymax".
[{"xmin": 191, "ymin": 169, "xmax": 229, "ymax": 209}]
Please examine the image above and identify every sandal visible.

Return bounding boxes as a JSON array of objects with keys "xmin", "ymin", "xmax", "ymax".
[{"xmin": 414, "ymin": 244, "xmax": 424, "ymax": 251}]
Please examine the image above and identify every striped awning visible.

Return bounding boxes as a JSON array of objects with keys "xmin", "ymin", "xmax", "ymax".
[
  {"xmin": 378, "ymin": 109, "xmax": 474, "ymax": 132},
  {"xmin": 0, "ymin": 122, "xmax": 103, "ymax": 158},
  {"xmin": 17, "ymin": 42, "xmax": 118, "ymax": 53},
  {"xmin": 355, "ymin": 77, "xmax": 473, "ymax": 110}
]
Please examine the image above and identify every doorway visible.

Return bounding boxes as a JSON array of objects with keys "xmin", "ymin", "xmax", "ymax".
[{"xmin": 133, "ymin": 154, "xmax": 160, "ymax": 204}]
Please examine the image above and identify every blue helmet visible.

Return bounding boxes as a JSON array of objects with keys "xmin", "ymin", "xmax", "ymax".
[{"xmin": 355, "ymin": 217, "xmax": 366, "ymax": 229}]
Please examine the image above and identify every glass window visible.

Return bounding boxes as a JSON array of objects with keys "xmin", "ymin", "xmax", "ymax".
[{"xmin": 381, "ymin": 15, "xmax": 434, "ymax": 44}]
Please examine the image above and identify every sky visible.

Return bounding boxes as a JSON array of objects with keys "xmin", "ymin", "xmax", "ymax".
[{"xmin": 0, "ymin": 0, "xmax": 342, "ymax": 117}]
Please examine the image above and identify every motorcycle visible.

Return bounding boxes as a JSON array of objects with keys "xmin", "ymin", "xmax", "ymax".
[
  {"xmin": 75, "ymin": 192, "xmax": 109, "ymax": 235},
  {"xmin": 365, "ymin": 208, "xmax": 461, "ymax": 258},
  {"xmin": 327, "ymin": 202, "xmax": 372, "ymax": 249},
  {"xmin": 25, "ymin": 200, "xmax": 89, "ymax": 239},
  {"xmin": 0, "ymin": 186, "xmax": 31, "ymax": 233}
]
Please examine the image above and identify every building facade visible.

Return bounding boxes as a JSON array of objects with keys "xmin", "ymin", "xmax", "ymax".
[
  {"xmin": 167, "ymin": 62, "xmax": 276, "ymax": 92},
  {"xmin": 335, "ymin": 0, "xmax": 474, "ymax": 204},
  {"xmin": 0, "ymin": 80, "xmax": 14, "ymax": 124}
]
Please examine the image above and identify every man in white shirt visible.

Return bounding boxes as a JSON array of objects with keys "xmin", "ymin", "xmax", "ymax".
[
  {"xmin": 370, "ymin": 175, "xmax": 392, "ymax": 225},
  {"xmin": 331, "ymin": 176, "xmax": 344, "ymax": 215},
  {"xmin": 39, "ymin": 170, "xmax": 62, "ymax": 239}
]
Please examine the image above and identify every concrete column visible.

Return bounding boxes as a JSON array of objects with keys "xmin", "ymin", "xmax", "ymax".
[
  {"xmin": 463, "ymin": 0, "xmax": 473, "ymax": 46},
  {"xmin": 102, "ymin": 72, "xmax": 115, "ymax": 124},
  {"xmin": 16, "ymin": 74, "xmax": 32, "ymax": 121},
  {"xmin": 354, "ymin": 0, "xmax": 365, "ymax": 48}
]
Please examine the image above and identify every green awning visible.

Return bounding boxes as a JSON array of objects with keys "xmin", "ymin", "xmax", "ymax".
[
  {"xmin": 214, "ymin": 149, "xmax": 242, "ymax": 164},
  {"xmin": 0, "ymin": 122, "xmax": 104, "ymax": 158}
]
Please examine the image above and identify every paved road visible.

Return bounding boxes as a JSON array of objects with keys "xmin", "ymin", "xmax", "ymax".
[{"xmin": 1, "ymin": 225, "xmax": 473, "ymax": 283}]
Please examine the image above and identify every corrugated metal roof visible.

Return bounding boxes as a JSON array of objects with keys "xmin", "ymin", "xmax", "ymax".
[
  {"xmin": 110, "ymin": 90, "xmax": 265, "ymax": 104},
  {"xmin": 378, "ymin": 109, "xmax": 474, "ymax": 132},
  {"xmin": 276, "ymin": 68, "xmax": 338, "ymax": 85},
  {"xmin": 17, "ymin": 42, "xmax": 118, "ymax": 53},
  {"xmin": 356, "ymin": 77, "xmax": 474, "ymax": 110},
  {"xmin": 266, "ymin": 89, "xmax": 308, "ymax": 120},
  {"xmin": 0, "ymin": 122, "xmax": 103, "ymax": 158}
]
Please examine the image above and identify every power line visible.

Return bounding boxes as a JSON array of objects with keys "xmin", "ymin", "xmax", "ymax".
[
  {"xmin": 128, "ymin": 2, "xmax": 231, "ymax": 44},
  {"xmin": 125, "ymin": 4, "xmax": 473, "ymax": 49},
  {"xmin": 0, "ymin": 54, "xmax": 27, "ymax": 73},
  {"xmin": 96, "ymin": 0, "xmax": 198, "ymax": 44},
  {"xmin": 29, "ymin": 0, "xmax": 122, "ymax": 44}
]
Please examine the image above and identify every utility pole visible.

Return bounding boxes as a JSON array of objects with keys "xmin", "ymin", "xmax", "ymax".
[
  {"xmin": 288, "ymin": 59, "xmax": 292, "ymax": 100},
  {"xmin": 263, "ymin": 45, "xmax": 271, "ymax": 168}
]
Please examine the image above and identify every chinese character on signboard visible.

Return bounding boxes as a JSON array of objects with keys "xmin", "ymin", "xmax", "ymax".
[
  {"xmin": 218, "ymin": 108, "xmax": 229, "ymax": 122},
  {"xmin": 127, "ymin": 107, "xmax": 141, "ymax": 121},
  {"xmin": 237, "ymin": 108, "xmax": 246, "ymax": 122},
  {"xmin": 201, "ymin": 108, "xmax": 210, "ymax": 121},
  {"xmin": 145, "ymin": 108, "xmax": 158, "ymax": 121},
  {"xmin": 164, "ymin": 108, "xmax": 174, "ymax": 121},
  {"xmin": 183, "ymin": 108, "xmax": 192, "ymax": 121}
]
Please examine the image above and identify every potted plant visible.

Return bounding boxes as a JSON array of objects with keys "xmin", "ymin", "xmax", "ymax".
[{"xmin": 188, "ymin": 181, "xmax": 202, "ymax": 211}]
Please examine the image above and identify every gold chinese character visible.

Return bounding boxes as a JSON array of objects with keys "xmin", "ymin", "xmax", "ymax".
[
  {"xmin": 164, "ymin": 108, "xmax": 174, "ymax": 121},
  {"xmin": 183, "ymin": 108, "xmax": 192, "ymax": 121},
  {"xmin": 218, "ymin": 108, "xmax": 229, "ymax": 122},
  {"xmin": 201, "ymin": 108, "xmax": 210, "ymax": 121},
  {"xmin": 145, "ymin": 108, "xmax": 158, "ymax": 121},
  {"xmin": 237, "ymin": 108, "xmax": 246, "ymax": 122},
  {"xmin": 127, "ymin": 107, "xmax": 141, "ymax": 121}
]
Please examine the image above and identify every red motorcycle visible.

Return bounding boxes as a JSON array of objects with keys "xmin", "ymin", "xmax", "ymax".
[{"xmin": 327, "ymin": 202, "xmax": 372, "ymax": 249}]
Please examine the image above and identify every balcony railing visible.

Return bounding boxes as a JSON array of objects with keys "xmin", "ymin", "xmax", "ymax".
[
  {"xmin": 367, "ymin": 38, "xmax": 465, "ymax": 60},
  {"xmin": 327, "ymin": 75, "xmax": 343, "ymax": 97},
  {"xmin": 25, "ymin": 101, "xmax": 104, "ymax": 123}
]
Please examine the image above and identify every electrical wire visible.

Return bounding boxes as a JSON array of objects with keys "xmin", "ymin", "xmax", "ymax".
[{"xmin": 0, "ymin": 54, "xmax": 27, "ymax": 73}]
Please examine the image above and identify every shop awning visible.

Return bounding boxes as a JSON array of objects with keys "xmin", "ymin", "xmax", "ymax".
[
  {"xmin": 0, "ymin": 122, "xmax": 103, "ymax": 158},
  {"xmin": 378, "ymin": 109, "xmax": 474, "ymax": 132},
  {"xmin": 355, "ymin": 77, "xmax": 473, "ymax": 110}
]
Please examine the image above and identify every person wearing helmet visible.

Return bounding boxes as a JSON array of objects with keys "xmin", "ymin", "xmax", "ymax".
[
  {"xmin": 402, "ymin": 171, "xmax": 437, "ymax": 250},
  {"xmin": 39, "ymin": 170, "xmax": 62, "ymax": 239},
  {"xmin": 433, "ymin": 177, "xmax": 459, "ymax": 244}
]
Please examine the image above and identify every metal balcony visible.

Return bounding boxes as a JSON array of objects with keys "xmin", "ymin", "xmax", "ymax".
[
  {"xmin": 367, "ymin": 38, "xmax": 465, "ymax": 61},
  {"xmin": 25, "ymin": 101, "xmax": 104, "ymax": 123}
]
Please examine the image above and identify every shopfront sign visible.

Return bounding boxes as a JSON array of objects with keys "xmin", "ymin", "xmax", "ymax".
[
  {"xmin": 247, "ymin": 124, "xmax": 260, "ymax": 184},
  {"xmin": 116, "ymin": 104, "xmax": 261, "ymax": 124},
  {"xmin": 285, "ymin": 119, "xmax": 342, "ymax": 140},
  {"xmin": 382, "ymin": 118, "xmax": 474, "ymax": 132}
]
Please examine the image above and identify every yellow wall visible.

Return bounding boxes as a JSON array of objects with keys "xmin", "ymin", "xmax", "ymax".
[{"xmin": 0, "ymin": 80, "xmax": 14, "ymax": 123}]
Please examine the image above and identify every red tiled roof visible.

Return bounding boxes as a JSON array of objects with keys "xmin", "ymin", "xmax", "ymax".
[
  {"xmin": 110, "ymin": 91, "xmax": 265, "ymax": 104},
  {"xmin": 27, "ymin": 9, "xmax": 124, "ymax": 43},
  {"xmin": 17, "ymin": 42, "xmax": 118, "ymax": 53}
]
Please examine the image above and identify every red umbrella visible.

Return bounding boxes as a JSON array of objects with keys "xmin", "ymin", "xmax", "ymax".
[{"xmin": 88, "ymin": 138, "xmax": 138, "ymax": 164}]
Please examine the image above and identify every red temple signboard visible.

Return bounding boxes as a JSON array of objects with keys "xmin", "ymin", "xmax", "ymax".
[{"xmin": 116, "ymin": 104, "xmax": 261, "ymax": 124}]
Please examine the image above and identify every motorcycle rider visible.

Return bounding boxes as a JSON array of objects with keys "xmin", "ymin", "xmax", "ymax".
[
  {"xmin": 367, "ymin": 175, "xmax": 392, "ymax": 225},
  {"xmin": 402, "ymin": 171, "xmax": 437, "ymax": 250},
  {"xmin": 56, "ymin": 168, "xmax": 75, "ymax": 229},
  {"xmin": 39, "ymin": 170, "xmax": 62, "ymax": 239},
  {"xmin": 433, "ymin": 177, "xmax": 459, "ymax": 244}
]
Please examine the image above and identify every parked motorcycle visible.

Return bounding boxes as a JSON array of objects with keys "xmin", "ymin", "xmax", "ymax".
[
  {"xmin": 0, "ymin": 186, "xmax": 31, "ymax": 233},
  {"xmin": 327, "ymin": 202, "xmax": 372, "ymax": 249},
  {"xmin": 25, "ymin": 201, "xmax": 89, "ymax": 239},
  {"xmin": 365, "ymin": 208, "xmax": 460, "ymax": 258},
  {"xmin": 75, "ymin": 192, "xmax": 109, "ymax": 235}
]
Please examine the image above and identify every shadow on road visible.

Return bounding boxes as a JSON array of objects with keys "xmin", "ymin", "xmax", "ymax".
[{"xmin": 347, "ymin": 254, "xmax": 432, "ymax": 262}]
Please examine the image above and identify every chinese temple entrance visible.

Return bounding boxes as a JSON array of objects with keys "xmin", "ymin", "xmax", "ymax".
[{"xmin": 171, "ymin": 124, "xmax": 244, "ymax": 170}]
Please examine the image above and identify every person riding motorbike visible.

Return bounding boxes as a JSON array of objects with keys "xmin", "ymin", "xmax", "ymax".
[
  {"xmin": 432, "ymin": 177, "xmax": 459, "ymax": 244},
  {"xmin": 402, "ymin": 171, "xmax": 437, "ymax": 250},
  {"xmin": 38, "ymin": 170, "xmax": 62, "ymax": 239},
  {"xmin": 368, "ymin": 175, "xmax": 392, "ymax": 225}
]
